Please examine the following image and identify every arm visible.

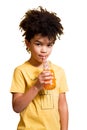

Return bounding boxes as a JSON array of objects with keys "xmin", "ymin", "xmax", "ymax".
[
  {"xmin": 12, "ymin": 70, "xmax": 53, "ymax": 113},
  {"xmin": 58, "ymin": 93, "xmax": 69, "ymax": 130},
  {"xmin": 12, "ymin": 86, "xmax": 39, "ymax": 113}
]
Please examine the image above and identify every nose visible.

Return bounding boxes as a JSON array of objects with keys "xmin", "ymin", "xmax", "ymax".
[{"xmin": 41, "ymin": 46, "xmax": 47, "ymax": 53}]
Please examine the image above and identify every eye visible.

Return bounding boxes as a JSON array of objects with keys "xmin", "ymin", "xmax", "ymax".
[
  {"xmin": 47, "ymin": 43, "xmax": 54, "ymax": 47},
  {"xmin": 35, "ymin": 42, "xmax": 41, "ymax": 46}
]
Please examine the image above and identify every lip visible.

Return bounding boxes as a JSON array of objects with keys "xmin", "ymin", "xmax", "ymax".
[{"xmin": 39, "ymin": 55, "xmax": 47, "ymax": 60}]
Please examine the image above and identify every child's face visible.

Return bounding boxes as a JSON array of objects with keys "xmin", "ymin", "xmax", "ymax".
[{"xmin": 27, "ymin": 34, "xmax": 55, "ymax": 64}]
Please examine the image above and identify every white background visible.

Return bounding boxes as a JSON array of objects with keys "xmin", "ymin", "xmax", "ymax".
[{"xmin": 0, "ymin": 0, "xmax": 87, "ymax": 130}]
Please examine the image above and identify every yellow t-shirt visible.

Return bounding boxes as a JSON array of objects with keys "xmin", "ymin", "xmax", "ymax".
[{"xmin": 10, "ymin": 61, "xmax": 68, "ymax": 130}]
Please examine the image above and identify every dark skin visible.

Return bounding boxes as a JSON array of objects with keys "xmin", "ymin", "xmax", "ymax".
[{"xmin": 12, "ymin": 34, "xmax": 68, "ymax": 130}]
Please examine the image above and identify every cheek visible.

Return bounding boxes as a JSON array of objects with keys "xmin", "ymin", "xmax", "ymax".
[
  {"xmin": 32, "ymin": 47, "xmax": 40, "ymax": 54},
  {"xmin": 48, "ymin": 48, "xmax": 53, "ymax": 54}
]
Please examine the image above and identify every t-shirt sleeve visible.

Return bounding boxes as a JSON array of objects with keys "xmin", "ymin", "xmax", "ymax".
[
  {"xmin": 59, "ymin": 69, "xmax": 68, "ymax": 93},
  {"xmin": 10, "ymin": 68, "xmax": 25, "ymax": 93}
]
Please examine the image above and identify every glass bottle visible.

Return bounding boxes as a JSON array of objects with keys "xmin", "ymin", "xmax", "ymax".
[{"xmin": 43, "ymin": 61, "xmax": 56, "ymax": 90}]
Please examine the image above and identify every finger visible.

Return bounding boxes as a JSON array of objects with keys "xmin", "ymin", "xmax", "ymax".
[{"xmin": 44, "ymin": 80, "xmax": 53, "ymax": 85}]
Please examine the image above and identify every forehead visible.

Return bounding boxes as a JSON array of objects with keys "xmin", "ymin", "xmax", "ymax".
[{"xmin": 30, "ymin": 34, "xmax": 54, "ymax": 43}]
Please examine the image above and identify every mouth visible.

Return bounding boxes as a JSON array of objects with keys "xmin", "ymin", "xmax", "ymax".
[{"xmin": 39, "ymin": 55, "xmax": 47, "ymax": 61}]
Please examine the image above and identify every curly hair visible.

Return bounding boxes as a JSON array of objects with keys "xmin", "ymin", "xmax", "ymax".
[{"xmin": 19, "ymin": 6, "xmax": 63, "ymax": 42}]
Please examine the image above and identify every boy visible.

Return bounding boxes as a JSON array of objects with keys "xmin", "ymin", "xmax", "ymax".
[{"xmin": 10, "ymin": 6, "xmax": 68, "ymax": 130}]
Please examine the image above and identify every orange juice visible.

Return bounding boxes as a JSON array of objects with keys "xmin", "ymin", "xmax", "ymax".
[
  {"xmin": 42, "ymin": 60, "xmax": 56, "ymax": 90},
  {"xmin": 44, "ymin": 69, "xmax": 56, "ymax": 90}
]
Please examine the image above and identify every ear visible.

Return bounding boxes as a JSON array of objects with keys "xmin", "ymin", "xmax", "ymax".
[{"xmin": 25, "ymin": 39, "xmax": 31, "ymax": 48}]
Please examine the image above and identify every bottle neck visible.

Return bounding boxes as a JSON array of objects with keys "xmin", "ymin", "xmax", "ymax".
[{"xmin": 43, "ymin": 60, "xmax": 50, "ymax": 70}]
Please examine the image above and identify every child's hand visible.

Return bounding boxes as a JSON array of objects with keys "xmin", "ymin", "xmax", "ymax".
[{"xmin": 35, "ymin": 70, "xmax": 53, "ymax": 91}]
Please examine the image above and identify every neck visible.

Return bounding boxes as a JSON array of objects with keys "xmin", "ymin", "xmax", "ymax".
[{"xmin": 28, "ymin": 58, "xmax": 43, "ymax": 68}]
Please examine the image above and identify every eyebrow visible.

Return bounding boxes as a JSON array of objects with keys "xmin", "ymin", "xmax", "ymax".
[{"xmin": 34, "ymin": 40, "xmax": 55, "ymax": 44}]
